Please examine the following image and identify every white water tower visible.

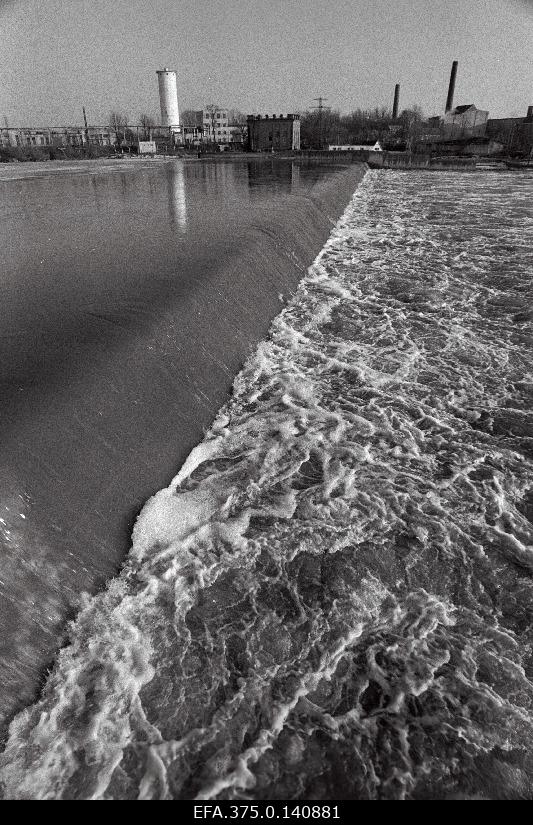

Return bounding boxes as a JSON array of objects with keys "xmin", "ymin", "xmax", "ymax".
[{"xmin": 157, "ymin": 68, "xmax": 181, "ymax": 139}]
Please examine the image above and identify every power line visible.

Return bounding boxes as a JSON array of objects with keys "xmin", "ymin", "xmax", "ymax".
[
  {"xmin": 312, "ymin": 97, "xmax": 330, "ymax": 112},
  {"xmin": 311, "ymin": 96, "xmax": 331, "ymax": 149}
]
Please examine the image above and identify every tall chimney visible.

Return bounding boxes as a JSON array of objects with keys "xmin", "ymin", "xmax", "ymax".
[
  {"xmin": 393, "ymin": 84, "xmax": 400, "ymax": 120},
  {"xmin": 446, "ymin": 61, "xmax": 458, "ymax": 113}
]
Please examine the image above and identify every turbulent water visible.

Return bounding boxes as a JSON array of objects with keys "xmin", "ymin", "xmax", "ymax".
[{"xmin": 1, "ymin": 169, "xmax": 533, "ymax": 800}]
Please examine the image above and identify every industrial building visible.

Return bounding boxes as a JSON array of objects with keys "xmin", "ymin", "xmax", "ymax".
[
  {"xmin": 430, "ymin": 61, "xmax": 488, "ymax": 139},
  {"xmin": 418, "ymin": 61, "xmax": 495, "ymax": 153},
  {"xmin": 0, "ymin": 126, "xmax": 116, "ymax": 150},
  {"xmin": 202, "ymin": 109, "xmax": 230, "ymax": 143},
  {"xmin": 247, "ymin": 114, "xmax": 300, "ymax": 152},
  {"xmin": 486, "ymin": 106, "xmax": 533, "ymax": 154},
  {"xmin": 180, "ymin": 110, "xmax": 246, "ymax": 148},
  {"xmin": 422, "ymin": 135, "xmax": 505, "ymax": 157},
  {"xmin": 185, "ymin": 109, "xmax": 230, "ymax": 145},
  {"xmin": 442, "ymin": 104, "xmax": 489, "ymax": 139}
]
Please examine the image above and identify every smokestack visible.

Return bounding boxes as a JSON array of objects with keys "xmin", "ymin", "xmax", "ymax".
[
  {"xmin": 393, "ymin": 84, "xmax": 400, "ymax": 120},
  {"xmin": 446, "ymin": 61, "xmax": 458, "ymax": 113}
]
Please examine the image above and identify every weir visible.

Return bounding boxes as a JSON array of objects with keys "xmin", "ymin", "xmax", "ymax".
[{"xmin": 0, "ymin": 159, "xmax": 367, "ymax": 740}]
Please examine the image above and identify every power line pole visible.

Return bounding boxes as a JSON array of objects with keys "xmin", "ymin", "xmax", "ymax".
[
  {"xmin": 311, "ymin": 96, "xmax": 331, "ymax": 149},
  {"xmin": 82, "ymin": 106, "xmax": 89, "ymax": 149}
]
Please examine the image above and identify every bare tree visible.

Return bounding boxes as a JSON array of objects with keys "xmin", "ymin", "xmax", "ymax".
[
  {"xmin": 203, "ymin": 103, "xmax": 220, "ymax": 145},
  {"xmin": 229, "ymin": 124, "xmax": 247, "ymax": 146},
  {"xmin": 109, "ymin": 111, "xmax": 128, "ymax": 143},
  {"xmin": 181, "ymin": 109, "xmax": 200, "ymax": 125},
  {"xmin": 228, "ymin": 109, "xmax": 246, "ymax": 125},
  {"xmin": 301, "ymin": 109, "xmax": 343, "ymax": 149},
  {"xmin": 139, "ymin": 114, "xmax": 155, "ymax": 140},
  {"xmin": 399, "ymin": 105, "xmax": 425, "ymax": 151}
]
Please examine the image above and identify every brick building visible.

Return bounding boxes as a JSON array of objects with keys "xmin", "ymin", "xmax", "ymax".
[{"xmin": 247, "ymin": 114, "xmax": 300, "ymax": 152}]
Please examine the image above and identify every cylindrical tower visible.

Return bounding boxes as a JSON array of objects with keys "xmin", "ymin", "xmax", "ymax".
[
  {"xmin": 445, "ymin": 61, "xmax": 458, "ymax": 113},
  {"xmin": 157, "ymin": 68, "xmax": 181, "ymax": 132}
]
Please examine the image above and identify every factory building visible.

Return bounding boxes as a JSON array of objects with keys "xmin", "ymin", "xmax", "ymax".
[
  {"xmin": 202, "ymin": 109, "xmax": 230, "ymax": 143},
  {"xmin": 247, "ymin": 114, "xmax": 300, "ymax": 152},
  {"xmin": 429, "ymin": 60, "xmax": 487, "ymax": 140},
  {"xmin": 185, "ymin": 109, "xmax": 232, "ymax": 145},
  {"xmin": 180, "ymin": 109, "xmax": 246, "ymax": 148},
  {"xmin": 0, "ymin": 126, "xmax": 117, "ymax": 149},
  {"xmin": 422, "ymin": 135, "xmax": 505, "ymax": 157},
  {"xmin": 442, "ymin": 104, "xmax": 489, "ymax": 138},
  {"xmin": 486, "ymin": 106, "xmax": 533, "ymax": 154}
]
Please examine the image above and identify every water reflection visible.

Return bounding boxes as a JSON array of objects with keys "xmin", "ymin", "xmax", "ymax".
[
  {"xmin": 247, "ymin": 160, "xmax": 301, "ymax": 193},
  {"xmin": 182, "ymin": 160, "xmax": 239, "ymax": 199},
  {"xmin": 165, "ymin": 162, "xmax": 187, "ymax": 231}
]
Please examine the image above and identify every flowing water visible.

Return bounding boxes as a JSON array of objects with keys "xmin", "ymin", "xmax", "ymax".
[
  {"xmin": 1, "ymin": 168, "xmax": 532, "ymax": 800},
  {"xmin": 0, "ymin": 157, "xmax": 360, "ymax": 733}
]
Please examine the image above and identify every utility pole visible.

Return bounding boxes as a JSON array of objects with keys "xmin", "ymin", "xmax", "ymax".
[
  {"xmin": 82, "ymin": 106, "xmax": 89, "ymax": 149},
  {"xmin": 311, "ymin": 96, "xmax": 331, "ymax": 149}
]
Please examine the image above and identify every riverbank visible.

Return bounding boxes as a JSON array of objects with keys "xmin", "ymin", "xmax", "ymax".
[
  {"xmin": 0, "ymin": 153, "xmax": 360, "ymax": 182},
  {"xmin": 0, "ymin": 156, "xmax": 180, "ymax": 181}
]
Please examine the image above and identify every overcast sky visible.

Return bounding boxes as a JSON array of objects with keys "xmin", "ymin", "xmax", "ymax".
[{"xmin": 1, "ymin": 0, "xmax": 532, "ymax": 126}]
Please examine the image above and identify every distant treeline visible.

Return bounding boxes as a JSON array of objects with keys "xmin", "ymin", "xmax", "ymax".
[
  {"xmin": 104, "ymin": 106, "xmax": 427, "ymax": 151},
  {"xmin": 299, "ymin": 106, "xmax": 425, "ymax": 150}
]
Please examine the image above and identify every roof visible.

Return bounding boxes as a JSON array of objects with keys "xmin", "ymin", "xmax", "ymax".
[{"xmin": 453, "ymin": 104, "xmax": 476, "ymax": 114}]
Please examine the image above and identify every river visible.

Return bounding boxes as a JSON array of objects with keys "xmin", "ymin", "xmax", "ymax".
[
  {"xmin": 0, "ymin": 157, "xmax": 361, "ymax": 736},
  {"xmin": 1, "ymin": 167, "xmax": 532, "ymax": 800}
]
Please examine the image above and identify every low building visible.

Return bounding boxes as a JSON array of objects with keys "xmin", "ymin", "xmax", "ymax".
[
  {"xmin": 423, "ymin": 136, "xmax": 505, "ymax": 157},
  {"xmin": 486, "ymin": 106, "xmax": 533, "ymax": 154},
  {"xmin": 442, "ymin": 104, "xmax": 489, "ymax": 139},
  {"xmin": 182, "ymin": 124, "xmax": 204, "ymax": 147},
  {"xmin": 329, "ymin": 141, "xmax": 383, "ymax": 152},
  {"xmin": 0, "ymin": 126, "xmax": 118, "ymax": 149},
  {"xmin": 247, "ymin": 114, "xmax": 300, "ymax": 152}
]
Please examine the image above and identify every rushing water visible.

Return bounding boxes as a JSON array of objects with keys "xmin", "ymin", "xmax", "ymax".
[{"xmin": 1, "ymin": 169, "xmax": 532, "ymax": 800}]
